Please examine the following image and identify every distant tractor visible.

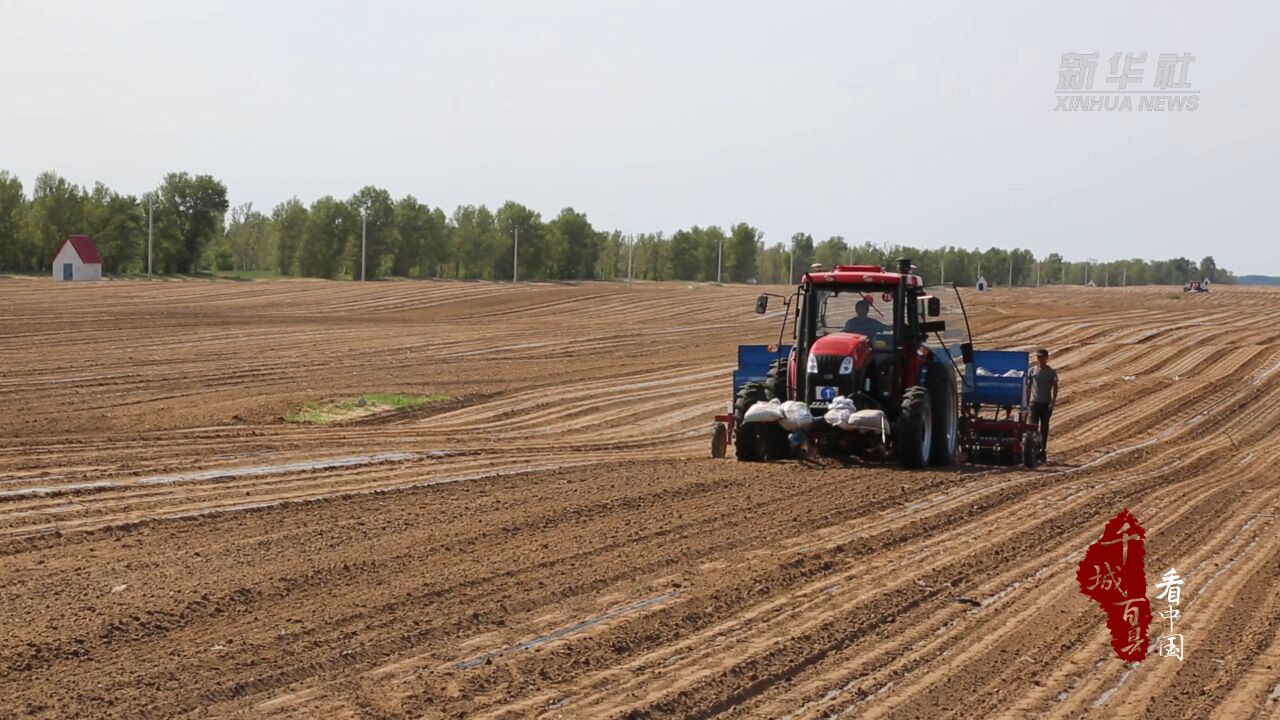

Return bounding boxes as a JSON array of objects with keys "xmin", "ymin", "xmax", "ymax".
[{"xmin": 711, "ymin": 259, "xmax": 968, "ymax": 468}]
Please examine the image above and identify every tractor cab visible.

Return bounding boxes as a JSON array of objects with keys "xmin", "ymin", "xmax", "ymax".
[
  {"xmin": 720, "ymin": 258, "xmax": 968, "ymax": 468},
  {"xmin": 763, "ymin": 262, "xmax": 964, "ymax": 405},
  {"xmin": 798, "ymin": 269, "xmax": 923, "ymax": 410}
]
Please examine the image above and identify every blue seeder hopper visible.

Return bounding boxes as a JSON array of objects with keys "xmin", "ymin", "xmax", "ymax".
[{"xmin": 959, "ymin": 349, "xmax": 1041, "ymax": 468}]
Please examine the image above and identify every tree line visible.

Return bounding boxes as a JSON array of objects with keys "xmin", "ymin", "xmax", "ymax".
[
  {"xmin": 0, "ymin": 170, "xmax": 1234, "ymax": 287},
  {"xmin": 768, "ymin": 236, "xmax": 1234, "ymax": 288}
]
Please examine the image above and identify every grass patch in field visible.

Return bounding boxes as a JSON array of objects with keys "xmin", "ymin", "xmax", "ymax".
[
  {"xmin": 284, "ymin": 393, "xmax": 449, "ymax": 424},
  {"xmin": 1166, "ymin": 293, "xmax": 1182, "ymax": 300}
]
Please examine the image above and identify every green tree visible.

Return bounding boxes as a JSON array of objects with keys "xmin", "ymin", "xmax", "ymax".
[
  {"xmin": 633, "ymin": 232, "xmax": 671, "ymax": 280},
  {"xmin": 697, "ymin": 226, "xmax": 727, "ymax": 282},
  {"xmin": 347, "ymin": 186, "xmax": 396, "ymax": 279},
  {"xmin": 1198, "ymin": 256, "xmax": 1218, "ymax": 282},
  {"xmin": 84, "ymin": 183, "xmax": 144, "ymax": 273},
  {"xmin": 789, "ymin": 232, "xmax": 814, "ymax": 282},
  {"xmin": 1169, "ymin": 257, "xmax": 1196, "ymax": 284},
  {"xmin": 424, "ymin": 207, "xmax": 450, "ymax": 277},
  {"xmin": 669, "ymin": 228, "xmax": 701, "ymax": 280},
  {"xmin": 389, "ymin": 195, "xmax": 430, "ymax": 277},
  {"xmin": 1041, "ymin": 252, "xmax": 1064, "ymax": 285},
  {"xmin": 495, "ymin": 201, "xmax": 545, "ymax": 280},
  {"xmin": 596, "ymin": 230, "xmax": 625, "ymax": 279},
  {"xmin": 272, "ymin": 197, "xmax": 308, "ymax": 275},
  {"xmin": 300, "ymin": 196, "xmax": 355, "ymax": 278},
  {"xmin": 725, "ymin": 223, "xmax": 760, "ymax": 282},
  {"xmin": 814, "ymin": 235, "xmax": 849, "ymax": 271},
  {"xmin": 451, "ymin": 205, "xmax": 499, "ymax": 278},
  {"xmin": 0, "ymin": 172, "xmax": 29, "ymax": 271},
  {"xmin": 153, "ymin": 172, "xmax": 229, "ymax": 273},
  {"xmin": 758, "ymin": 243, "xmax": 788, "ymax": 284},
  {"xmin": 222, "ymin": 202, "xmax": 275, "ymax": 271},
  {"xmin": 545, "ymin": 207, "xmax": 600, "ymax": 279},
  {"xmin": 27, "ymin": 171, "xmax": 87, "ymax": 271}
]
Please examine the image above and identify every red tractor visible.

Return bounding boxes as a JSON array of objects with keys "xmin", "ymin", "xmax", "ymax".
[{"xmin": 716, "ymin": 258, "xmax": 967, "ymax": 468}]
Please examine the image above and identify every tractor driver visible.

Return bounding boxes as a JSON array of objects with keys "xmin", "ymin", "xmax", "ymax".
[{"xmin": 843, "ymin": 299, "xmax": 888, "ymax": 336}]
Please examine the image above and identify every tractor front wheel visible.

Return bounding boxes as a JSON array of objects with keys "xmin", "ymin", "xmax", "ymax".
[
  {"xmin": 711, "ymin": 422, "xmax": 728, "ymax": 458},
  {"xmin": 895, "ymin": 386, "xmax": 933, "ymax": 469}
]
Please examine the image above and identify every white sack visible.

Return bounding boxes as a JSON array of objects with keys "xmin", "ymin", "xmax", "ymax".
[
  {"xmin": 844, "ymin": 409, "xmax": 889, "ymax": 434},
  {"xmin": 823, "ymin": 395, "xmax": 855, "ymax": 428},
  {"xmin": 827, "ymin": 406, "xmax": 889, "ymax": 434},
  {"xmin": 779, "ymin": 400, "xmax": 814, "ymax": 431},
  {"xmin": 743, "ymin": 398, "xmax": 785, "ymax": 424},
  {"xmin": 827, "ymin": 396, "xmax": 856, "ymax": 413}
]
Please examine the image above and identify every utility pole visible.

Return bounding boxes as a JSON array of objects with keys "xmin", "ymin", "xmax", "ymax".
[
  {"xmin": 1036, "ymin": 261, "xmax": 1041, "ymax": 287},
  {"xmin": 1105, "ymin": 268, "xmax": 1109, "ymax": 287},
  {"xmin": 940, "ymin": 254, "xmax": 945, "ymax": 285},
  {"xmin": 626, "ymin": 233, "xmax": 634, "ymax": 285},
  {"xmin": 1122, "ymin": 267, "xmax": 1127, "ymax": 286},
  {"xmin": 360, "ymin": 208, "xmax": 367, "ymax": 281},
  {"xmin": 1008, "ymin": 257, "xmax": 1014, "ymax": 288},
  {"xmin": 512, "ymin": 226, "xmax": 519, "ymax": 282},
  {"xmin": 789, "ymin": 249, "xmax": 794, "ymax": 285},
  {"xmin": 716, "ymin": 236, "xmax": 724, "ymax": 284},
  {"xmin": 147, "ymin": 194, "xmax": 153, "ymax": 278}
]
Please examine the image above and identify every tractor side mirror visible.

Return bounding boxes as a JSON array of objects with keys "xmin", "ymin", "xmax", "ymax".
[
  {"xmin": 960, "ymin": 342, "xmax": 974, "ymax": 364},
  {"xmin": 927, "ymin": 296, "xmax": 941, "ymax": 317},
  {"xmin": 755, "ymin": 295, "xmax": 769, "ymax": 314}
]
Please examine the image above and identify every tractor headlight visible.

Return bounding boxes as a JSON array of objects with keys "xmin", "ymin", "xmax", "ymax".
[
  {"xmin": 839, "ymin": 357, "xmax": 855, "ymax": 375},
  {"xmin": 806, "ymin": 353, "xmax": 818, "ymax": 374}
]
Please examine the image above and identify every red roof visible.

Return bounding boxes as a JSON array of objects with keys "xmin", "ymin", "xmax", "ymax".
[{"xmin": 53, "ymin": 235, "xmax": 103, "ymax": 265}]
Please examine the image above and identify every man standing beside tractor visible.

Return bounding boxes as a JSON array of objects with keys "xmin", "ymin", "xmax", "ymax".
[{"xmin": 1026, "ymin": 348, "xmax": 1059, "ymax": 461}]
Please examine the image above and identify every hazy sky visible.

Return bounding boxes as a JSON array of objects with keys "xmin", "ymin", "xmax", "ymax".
[{"xmin": 2, "ymin": 1, "xmax": 1276, "ymax": 273}]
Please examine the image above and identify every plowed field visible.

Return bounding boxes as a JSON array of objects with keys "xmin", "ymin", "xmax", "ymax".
[{"xmin": 2, "ymin": 278, "xmax": 1278, "ymax": 719}]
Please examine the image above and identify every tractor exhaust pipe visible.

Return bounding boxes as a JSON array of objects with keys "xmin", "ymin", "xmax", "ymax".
[{"xmin": 894, "ymin": 257, "xmax": 911, "ymax": 355}]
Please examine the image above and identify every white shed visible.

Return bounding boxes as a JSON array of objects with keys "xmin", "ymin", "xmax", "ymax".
[
  {"xmin": 976, "ymin": 275, "xmax": 989, "ymax": 291},
  {"xmin": 51, "ymin": 235, "xmax": 103, "ymax": 281}
]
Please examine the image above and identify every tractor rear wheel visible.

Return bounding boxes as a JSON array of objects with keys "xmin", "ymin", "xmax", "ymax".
[
  {"xmin": 895, "ymin": 386, "xmax": 933, "ymax": 469},
  {"xmin": 926, "ymin": 360, "xmax": 958, "ymax": 466},
  {"xmin": 765, "ymin": 358, "xmax": 790, "ymax": 402}
]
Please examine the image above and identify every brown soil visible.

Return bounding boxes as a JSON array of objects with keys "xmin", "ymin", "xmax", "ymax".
[{"xmin": 1, "ymin": 278, "xmax": 1277, "ymax": 719}]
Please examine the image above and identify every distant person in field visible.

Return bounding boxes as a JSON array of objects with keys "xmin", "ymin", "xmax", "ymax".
[
  {"xmin": 1026, "ymin": 348, "xmax": 1059, "ymax": 461},
  {"xmin": 843, "ymin": 299, "xmax": 888, "ymax": 336}
]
